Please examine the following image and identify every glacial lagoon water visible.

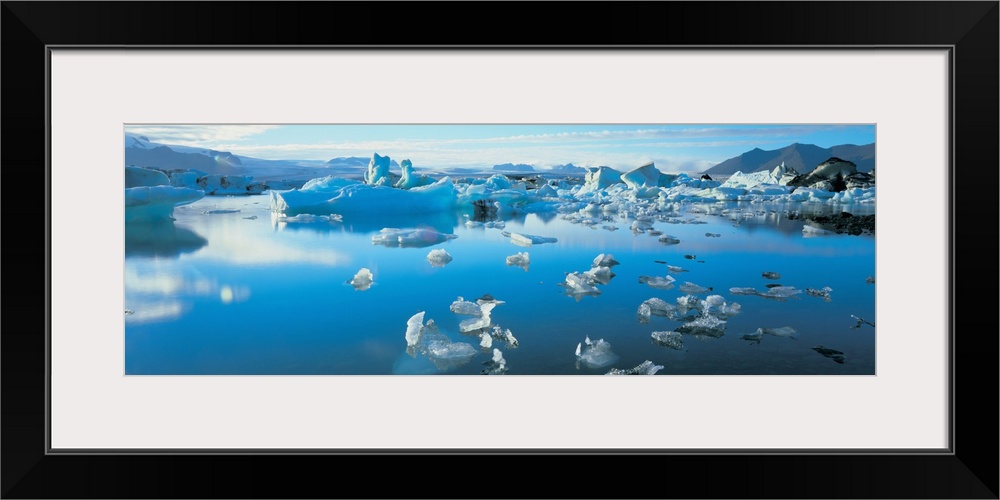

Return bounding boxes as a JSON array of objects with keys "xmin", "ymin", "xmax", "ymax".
[{"xmin": 124, "ymin": 195, "xmax": 875, "ymax": 375}]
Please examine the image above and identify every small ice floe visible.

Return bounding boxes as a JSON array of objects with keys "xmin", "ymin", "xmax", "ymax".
[
  {"xmin": 812, "ymin": 345, "xmax": 845, "ymax": 364},
  {"xmin": 242, "ymin": 215, "xmax": 258, "ymax": 220},
  {"xmin": 676, "ymin": 315, "xmax": 727, "ymax": 339},
  {"xmin": 487, "ymin": 325, "xmax": 519, "ymax": 348},
  {"xmin": 638, "ymin": 275, "xmax": 675, "ymax": 291},
  {"xmin": 705, "ymin": 233, "xmax": 721, "ymax": 238},
  {"xmin": 426, "ymin": 249, "xmax": 453, "ymax": 267},
  {"xmin": 459, "ymin": 301, "xmax": 497, "ymax": 333},
  {"xmin": 729, "ymin": 286, "xmax": 802, "ymax": 301},
  {"xmin": 481, "ymin": 348, "xmax": 508, "ymax": 375},
  {"xmin": 464, "ymin": 220, "xmax": 483, "ymax": 228},
  {"xmin": 583, "ymin": 266, "xmax": 615, "ymax": 285},
  {"xmin": 506, "ymin": 251, "xmax": 530, "ymax": 271},
  {"xmin": 561, "ymin": 272, "xmax": 602, "ymax": 298},
  {"xmin": 575, "ymin": 336, "xmax": 620, "ymax": 369},
  {"xmin": 371, "ymin": 228, "xmax": 458, "ymax": 248},
  {"xmin": 648, "ymin": 230, "xmax": 663, "ymax": 236},
  {"xmin": 865, "ymin": 276, "xmax": 876, "ymax": 284},
  {"xmin": 479, "ymin": 331, "xmax": 492, "ymax": 349},
  {"xmin": 404, "ymin": 312, "xmax": 478, "ymax": 370},
  {"xmin": 850, "ymin": 315, "xmax": 875, "ymax": 329},
  {"xmin": 203, "ymin": 209, "xmax": 241, "ymax": 215},
  {"xmin": 802, "ymin": 224, "xmax": 835, "ymax": 237},
  {"xmin": 742, "ymin": 326, "xmax": 798, "ymax": 344},
  {"xmin": 651, "ymin": 330, "xmax": 684, "ymax": 350},
  {"xmin": 449, "ymin": 296, "xmax": 481, "ymax": 316},
  {"xmin": 761, "ymin": 271, "xmax": 782, "ymax": 280},
  {"xmin": 684, "ymin": 254, "xmax": 697, "ymax": 260},
  {"xmin": 606, "ymin": 360, "xmax": 664, "ymax": 375},
  {"xmin": 678, "ymin": 282, "xmax": 712, "ymax": 295},
  {"xmin": 476, "ymin": 293, "xmax": 506, "ymax": 306},
  {"xmin": 349, "ymin": 268, "xmax": 373, "ymax": 291},
  {"xmin": 592, "ymin": 253, "xmax": 620, "ymax": 268},
  {"xmin": 509, "ymin": 232, "xmax": 557, "ymax": 247},
  {"xmin": 666, "ymin": 264, "xmax": 688, "ymax": 274},
  {"xmin": 805, "ymin": 286, "xmax": 833, "ymax": 301},
  {"xmin": 637, "ymin": 298, "xmax": 678, "ymax": 324},
  {"xmin": 658, "ymin": 235, "xmax": 681, "ymax": 245}
]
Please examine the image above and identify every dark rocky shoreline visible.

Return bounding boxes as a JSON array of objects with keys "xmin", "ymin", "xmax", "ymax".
[{"xmin": 794, "ymin": 212, "xmax": 875, "ymax": 235}]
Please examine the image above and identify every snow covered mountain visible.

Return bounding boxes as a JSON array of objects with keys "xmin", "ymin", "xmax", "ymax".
[{"xmin": 704, "ymin": 143, "xmax": 875, "ymax": 176}]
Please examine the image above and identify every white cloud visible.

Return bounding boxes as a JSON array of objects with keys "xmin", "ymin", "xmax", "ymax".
[{"xmin": 125, "ymin": 125, "xmax": 281, "ymax": 145}]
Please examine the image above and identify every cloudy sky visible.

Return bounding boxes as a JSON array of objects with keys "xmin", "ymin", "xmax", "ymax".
[{"xmin": 125, "ymin": 124, "xmax": 875, "ymax": 174}]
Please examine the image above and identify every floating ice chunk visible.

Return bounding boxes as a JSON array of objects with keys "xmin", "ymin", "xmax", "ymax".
[
  {"xmin": 482, "ymin": 348, "xmax": 508, "ymax": 375},
  {"xmin": 424, "ymin": 336, "xmax": 477, "ymax": 369},
  {"xmin": 271, "ymin": 176, "xmax": 457, "ymax": 216},
  {"xmin": 506, "ymin": 252, "xmax": 530, "ymax": 271},
  {"xmin": 593, "ymin": 253, "xmax": 620, "ymax": 268},
  {"xmin": 488, "ymin": 325, "xmax": 519, "ymax": 348},
  {"xmin": 509, "ymin": 232, "xmax": 558, "ymax": 247},
  {"xmin": 762, "ymin": 271, "xmax": 782, "ymax": 280},
  {"xmin": 637, "ymin": 298, "xmax": 677, "ymax": 324},
  {"xmin": 125, "ymin": 186, "xmax": 205, "ymax": 222},
  {"xmin": 666, "ymin": 265, "xmax": 688, "ymax": 273},
  {"xmin": 606, "ymin": 360, "xmax": 664, "ymax": 375},
  {"xmin": 371, "ymin": 228, "xmax": 458, "ymax": 248},
  {"xmin": 729, "ymin": 287, "xmax": 759, "ymax": 296},
  {"xmin": 651, "ymin": 331, "xmax": 684, "ymax": 350},
  {"xmin": 480, "ymin": 331, "xmax": 493, "ymax": 349},
  {"xmin": 579, "ymin": 166, "xmax": 624, "ymax": 194},
  {"xmin": 575, "ymin": 336, "xmax": 619, "ymax": 369},
  {"xmin": 583, "ymin": 266, "xmax": 614, "ymax": 285},
  {"xmin": 761, "ymin": 326, "xmax": 798, "ymax": 337},
  {"xmin": 805, "ymin": 286, "xmax": 833, "ymax": 300},
  {"xmin": 476, "ymin": 293, "xmax": 506, "ymax": 306},
  {"xmin": 679, "ymin": 282, "xmax": 712, "ymax": 295},
  {"xmin": 562, "ymin": 272, "xmax": 602, "ymax": 296},
  {"xmin": 851, "ymin": 315, "xmax": 875, "ymax": 329},
  {"xmin": 364, "ymin": 152, "xmax": 392, "ymax": 186},
  {"xmin": 728, "ymin": 286, "xmax": 802, "ymax": 301},
  {"xmin": 394, "ymin": 159, "xmax": 435, "ymax": 189},
  {"xmin": 621, "ymin": 162, "xmax": 670, "ymax": 189},
  {"xmin": 658, "ymin": 235, "xmax": 681, "ymax": 245},
  {"xmin": 638, "ymin": 275, "xmax": 675, "ymax": 290},
  {"xmin": 450, "ymin": 297, "xmax": 482, "ymax": 316},
  {"xmin": 459, "ymin": 302, "xmax": 496, "ymax": 332},
  {"xmin": 404, "ymin": 311, "xmax": 426, "ymax": 347},
  {"xmin": 677, "ymin": 315, "xmax": 727, "ymax": 338},
  {"xmin": 812, "ymin": 345, "xmax": 845, "ymax": 364},
  {"xmin": 350, "ymin": 268, "xmax": 374, "ymax": 291},
  {"xmin": 426, "ymin": 249, "xmax": 453, "ymax": 267},
  {"xmin": 802, "ymin": 224, "xmax": 835, "ymax": 237}
]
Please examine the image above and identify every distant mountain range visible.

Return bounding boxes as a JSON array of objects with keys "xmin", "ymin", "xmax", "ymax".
[
  {"xmin": 703, "ymin": 143, "xmax": 875, "ymax": 176},
  {"xmin": 125, "ymin": 135, "xmax": 245, "ymax": 175}
]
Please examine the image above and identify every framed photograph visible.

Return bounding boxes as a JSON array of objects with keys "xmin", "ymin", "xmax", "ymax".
[{"xmin": 5, "ymin": 2, "xmax": 996, "ymax": 498}]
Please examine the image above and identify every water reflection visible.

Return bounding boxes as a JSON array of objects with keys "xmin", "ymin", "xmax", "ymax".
[{"xmin": 124, "ymin": 220, "xmax": 207, "ymax": 258}]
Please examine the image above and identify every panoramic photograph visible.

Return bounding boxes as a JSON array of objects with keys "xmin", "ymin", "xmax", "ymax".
[{"xmin": 123, "ymin": 124, "xmax": 876, "ymax": 375}]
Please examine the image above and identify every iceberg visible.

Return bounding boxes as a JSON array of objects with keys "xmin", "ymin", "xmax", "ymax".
[
  {"xmin": 575, "ymin": 336, "xmax": 619, "ymax": 369},
  {"xmin": 509, "ymin": 232, "xmax": 558, "ymax": 247},
  {"xmin": 606, "ymin": 360, "xmax": 664, "ymax": 375},
  {"xmin": 449, "ymin": 297, "xmax": 482, "ymax": 316},
  {"xmin": 592, "ymin": 253, "xmax": 620, "ymax": 268},
  {"xmin": 394, "ymin": 159, "xmax": 435, "ymax": 189},
  {"xmin": 371, "ymin": 228, "xmax": 458, "ymax": 248},
  {"xmin": 364, "ymin": 152, "xmax": 392, "ymax": 186},
  {"xmin": 505, "ymin": 251, "xmax": 530, "ymax": 271},
  {"xmin": 125, "ymin": 186, "xmax": 205, "ymax": 222},
  {"xmin": 270, "ymin": 176, "xmax": 458, "ymax": 216},
  {"xmin": 621, "ymin": 162, "xmax": 673, "ymax": 189},
  {"xmin": 459, "ymin": 302, "xmax": 497, "ymax": 333},
  {"xmin": 426, "ymin": 249, "xmax": 453, "ymax": 267},
  {"xmin": 125, "ymin": 166, "xmax": 170, "ymax": 187},
  {"xmin": 651, "ymin": 331, "xmax": 684, "ymax": 350},
  {"xmin": 578, "ymin": 166, "xmax": 623, "ymax": 194},
  {"xmin": 350, "ymin": 268, "xmax": 374, "ymax": 291}
]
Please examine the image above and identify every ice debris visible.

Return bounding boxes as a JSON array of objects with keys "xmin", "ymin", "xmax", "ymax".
[
  {"xmin": 487, "ymin": 325, "xmax": 519, "ymax": 349},
  {"xmin": 850, "ymin": 315, "xmax": 875, "ymax": 329},
  {"xmin": 482, "ymin": 348, "xmax": 508, "ymax": 375},
  {"xmin": 606, "ymin": 360, "xmax": 664, "ymax": 375},
  {"xmin": 638, "ymin": 275, "xmax": 676, "ymax": 290},
  {"xmin": 805, "ymin": 286, "xmax": 833, "ymax": 300},
  {"xmin": 666, "ymin": 264, "xmax": 688, "ymax": 273},
  {"xmin": 593, "ymin": 254, "xmax": 620, "ymax": 268},
  {"xmin": 479, "ymin": 331, "xmax": 492, "ymax": 349},
  {"xmin": 350, "ymin": 268, "xmax": 373, "ymax": 291},
  {"xmin": 561, "ymin": 272, "xmax": 602, "ymax": 297},
  {"xmin": 658, "ymin": 235, "xmax": 681, "ymax": 245},
  {"xmin": 459, "ymin": 301, "xmax": 497, "ymax": 332},
  {"xmin": 676, "ymin": 315, "xmax": 727, "ymax": 339},
  {"xmin": 575, "ymin": 336, "xmax": 620, "ymax": 369},
  {"xmin": 865, "ymin": 276, "xmax": 876, "ymax": 284},
  {"xmin": 426, "ymin": 248, "xmax": 453, "ymax": 267},
  {"xmin": 678, "ymin": 282, "xmax": 712, "ymax": 295},
  {"xmin": 637, "ymin": 298, "xmax": 678, "ymax": 323},
  {"xmin": 404, "ymin": 313, "xmax": 478, "ymax": 370},
  {"xmin": 509, "ymin": 232, "xmax": 558, "ymax": 247},
  {"xmin": 651, "ymin": 331, "xmax": 684, "ymax": 350},
  {"xmin": 506, "ymin": 252, "xmax": 530, "ymax": 271},
  {"xmin": 812, "ymin": 346, "xmax": 845, "ymax": 364},
  {"xmin": 729, "ymin": 286, "xmax": 802, "ymax": 301},
  {"xmin": 761, "ymin": 271, "xmax": 782, "ymax": 280},
  {"xmin": 450, "ymin": 297, "xmax": 482, "ymax": 316},
  {"xmin": 371, "ymin": 228, "xmax": 458, "ymax": 248}
]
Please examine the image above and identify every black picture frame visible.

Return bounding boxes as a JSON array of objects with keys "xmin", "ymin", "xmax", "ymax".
[{"xmin": 3, "ymin": 2, "xmax": 996, "ymax": 498}]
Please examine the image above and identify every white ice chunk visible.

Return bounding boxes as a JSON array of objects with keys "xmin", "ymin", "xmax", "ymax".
[
  {"xmin": 805, "ymin": 286, "xmax": 833, "ymax": 300},
  {"xmin": 677, "ymin": 315, "xmax": 727, "ymax": 338},
  {"xmin": 404, "ymin": 311, "xmax": 426, "ymax": 347},
  {"xmin": 459, "ymin": 302, "xmax": 496, "ymax": 332},
  {"xmin": 480, "ymin": 332, "xmax": 493, "ymax": 349},
  {"xmin": 371, "ymin": 228, "xmax": 458, "ymax": 248},
  {"xmin": 482, "ymin": 348, "xmax": 508, "ymax": 375},
  {"xmin": 394, "ymin": 159, "xmax": 435, "ymax": 189},
  {"xmin": 350, "ymin": 267, "xmax": 374, "ymax": 291},
  {"xmin": 449, "ymin": 297, "xmax": 482, "ymax": 316},
  {"xmin": 651, "ymin": 331, "xmax": 684, "ymax": 350},
  {"xmin": 426, "ymin": 248, "xmax": 453, "ymax": 267},
  {"xmin": 666, "ymin": 265, "xmax": 688, "ymax": 273},
  {"xmin": 802, "ymin": 224, "xmax": 835, "ymax": 237},
  {"xmin": 575, "ymin": 337, "xmax": 619, "ymax": 369},
  {"xmin": 592, "ymin": 253, "xmax": 620, "ymax": 268},
  {"xmin": 638, "ymin": 275, "xmax": 676, "ymax": 290},
  {"xmin": 505, "ymin": 252, "xmax": 530, "ymax": 271},
  {"xmin": 583, "ymin": 266, "xmax": 614, "ymax": 285},
  {"xmin": 509, "ymin": 232, "xmax": 558, "ymax": 247},
  {"xmin": 621, "ymin": 162, "xmax": 670, "ymax": 189},
  {"xmin": 637, "ymin": 298, "xmax": 677, "ymax": 323},
  {"xmin": 562, "ymin": 272, "xmax": 602, "ymax": 296},
  {"xmin": 606, "ymin": 360, "xmax": 664, "ymax": 375},
  {"xmin": 271, "ymin": 176, "xmax": 457, "ymax": 216},
  {"xmin": 679, "ymin": 282, "xmax": 712, "ymax": 295},
  {"xmin": 364, "ymin": 152, "xmax": 392, "ymax": 186}
]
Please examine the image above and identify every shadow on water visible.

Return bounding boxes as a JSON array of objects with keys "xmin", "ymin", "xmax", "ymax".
[{"xmin": 125, "ymin": 220, "xmax": 207, "ymax": 258}]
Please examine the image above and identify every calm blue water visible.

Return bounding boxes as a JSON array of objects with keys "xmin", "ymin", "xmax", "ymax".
[{"xmin": 124, "ymin": 195, "xmax": 876, "ymax": 375}]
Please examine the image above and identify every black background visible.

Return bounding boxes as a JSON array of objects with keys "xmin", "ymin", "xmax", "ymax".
[{"xmin": 3, "ymin": 2, "xmax": 997, "ymax": 498}]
